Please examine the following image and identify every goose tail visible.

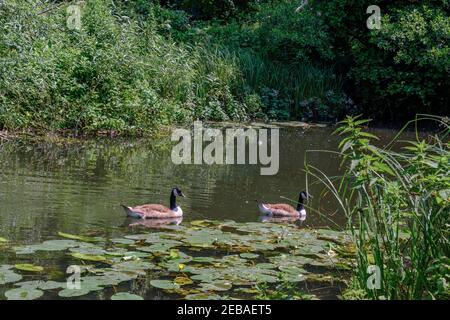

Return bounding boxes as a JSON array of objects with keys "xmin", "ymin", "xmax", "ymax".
[
  {"xmin": 120, "ymin": 204, "xmax": 133, "ymax": 217},
  {"xmin": 256, "ymin": 202, "xmax": 272, "ymax": 215}
]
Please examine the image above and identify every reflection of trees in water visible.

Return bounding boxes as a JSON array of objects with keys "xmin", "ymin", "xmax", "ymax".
[{"xmin": 0, "ymin": 127, "xmax": 407, "ymax": 241}]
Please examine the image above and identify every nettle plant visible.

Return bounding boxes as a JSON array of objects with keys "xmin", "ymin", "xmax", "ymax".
[{"xmin": 307, "ymin": 115, "xmax": 450, "ymax": 299}]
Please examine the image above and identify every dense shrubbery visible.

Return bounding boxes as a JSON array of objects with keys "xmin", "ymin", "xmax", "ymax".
[
  {"xmin": 0, "ymin": 0, "xmax": 448, "ymax": 133},
  {"xmin": 0, "ymin": 0, "xmax": 254, "ymax": 133},
  {"xmin": 210, "ymin": 0, "xmax": 449, "ymax": 120},
  {"xmin": 158, "ymin": 0, "xmax": 449, "ymax": 121},
  {"xmin": 314, "ymin": 0, "xmax": 450, "ymax": 118}
]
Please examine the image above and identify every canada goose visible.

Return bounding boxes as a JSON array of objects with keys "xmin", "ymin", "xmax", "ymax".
[
  {"xmin": 257, "ymin": 191, "xmax": 309, "ymax": 218},
  {"xmin": 121, "ymin": 187, "xmax": 185, "ymax": 219}
]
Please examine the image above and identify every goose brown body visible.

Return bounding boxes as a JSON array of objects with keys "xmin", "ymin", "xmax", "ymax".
[
  {"xmin": 258, "ymin": 203, "xmax": 300, "ymax": 216},
  {"xmin": 121, "ymin": 204, "xmax": 182, "ymax": 219},
  {"xmin": 121, "ymin": 187, "xmax": 185, "ymax": 219},
  {"xmin": 257, "ymin": 191, "xmax": 309, "ymax": 218}
]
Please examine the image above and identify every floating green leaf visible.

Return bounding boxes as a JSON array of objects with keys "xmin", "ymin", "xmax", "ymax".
[
  {"xmin": 0, "ymin": 269, "xmax": 23, "ymax": 284},
  {"xmin": 150, "ymin": 280, "xmax": 180, "ymax": 290},
  {"xmin": 110, "ymin": 238, "xmax": 135, "ymax": 245},
  {"xmin": 240, "ymin": 253, "xmax": 259, "ymax": 259},
  {"xmin": 113, "ymin": 260, "xmax": 156, "ymax": 273},
  {"xmin": 5, "ymin": 288, "xmax": 44, "ymax": 300},
  {"xmin": 70, "ymin": 252, "xmax": 107, "ymax": 262},
  {"xmin": 174, "ymin": 276, "xmax": 193, "ymax": 286},
  {"xmin": 15, "ymin": 264, "xmax": 44, "ymax": 272},
  {"xmin": 39, "ymin": 281, "xmax": 65, "ymax": 290},
  {"xmin": 199, "ymin": 280, "xmax": 232, "ymax": 292},
  {"xmin": 137, "ymin": 243, "xmax": 176, "ymax": 253},
  {"xmin": 58, "ymin": 232, "xmax": 97, "ymax": 242},
  {"xmin": 111, "ymin": 292, "xmax": 144, "ymax": 300},
  {"xmin": 185, "ymin": 293, "xmax": 222, "ymax": 300},
  {"xmin": 58, "ymin": 288, "xmax": 91, "ymax": 298}
]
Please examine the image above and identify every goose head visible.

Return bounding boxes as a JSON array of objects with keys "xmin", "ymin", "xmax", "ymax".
[
  {"xmin": 172, "ymin": 187, "xmax": 186, "ymax": 198},
  {"xmin": 299, "ymin": 191, "xmax": 311, "ymax": 203}
]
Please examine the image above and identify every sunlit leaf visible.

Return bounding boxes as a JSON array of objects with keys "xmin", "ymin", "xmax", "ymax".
[{"xmin": 15, "ymin": 264, "xmax": 44, "ymax": 272}]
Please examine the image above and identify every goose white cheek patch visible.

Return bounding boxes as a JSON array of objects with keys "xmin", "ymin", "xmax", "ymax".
[{"xmin": 171, "ymin": 121, "xmax": 280, "ymax": 175}]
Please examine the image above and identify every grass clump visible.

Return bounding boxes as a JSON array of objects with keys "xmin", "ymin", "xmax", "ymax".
[{"xmin": 307, "ymin": 115, "xmax": 450, "ymax": 299}]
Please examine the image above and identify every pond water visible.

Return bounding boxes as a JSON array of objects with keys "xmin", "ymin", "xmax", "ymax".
[{"xmin": 0, "ymin": 124, "xmax": 417, "ymax": 300}]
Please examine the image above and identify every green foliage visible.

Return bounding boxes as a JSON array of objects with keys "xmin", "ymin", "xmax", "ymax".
[
  {"xmin": 160, "ymin": 0, "xmax": 254, "ymax": 20},
  {"xmin": 307, "ymin": 115, "xmax": 450, "ymax": 299},
  {"xmin": 1, "ymin": 0, "xmax": 448, "ymax": 132},
  {"xmin": 314, "ymin": 0, "xmax": 450, "ymax": 118},
  {"xmin": 0, "ymin": 0, "xmax": 251, "ymax": 134},
  {"xmin": 182, "ymin": 0, "xmax": 346, "ymax": 120},
  {"xmin": 183, "ymin": 0, "xmax": 449, "ymax": 120}
]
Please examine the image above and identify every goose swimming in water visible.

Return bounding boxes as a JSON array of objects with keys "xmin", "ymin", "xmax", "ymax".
[
  {"xmin": 121, "ymin": 187, "xmax": 185, "ymax": 219},
  {"xmin": 257, "ymin": 191, "xmax": 309, "ymax": 220}
]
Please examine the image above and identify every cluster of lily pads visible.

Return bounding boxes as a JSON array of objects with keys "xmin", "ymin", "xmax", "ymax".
[{"xmin": 0, "ymin": 220, "xmax": 353, "ymax": 300}]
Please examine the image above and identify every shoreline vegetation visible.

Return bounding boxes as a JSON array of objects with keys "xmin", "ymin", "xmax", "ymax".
[
  {"xmin": 307, "ymin": 115, "xmax": 449, "ymax": 299},
  {"xmin": 1, "ymin": 0, "xmax": 449, "ymax": 136}
]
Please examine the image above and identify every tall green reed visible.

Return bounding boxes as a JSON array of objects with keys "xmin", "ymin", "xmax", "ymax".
[{"xmin": 306, "ymin": 115, "xmax": 449, "ymax": 299}]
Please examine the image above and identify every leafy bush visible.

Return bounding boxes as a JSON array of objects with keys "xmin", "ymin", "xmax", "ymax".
[
  {"xmin": 160, "ymin": 0, "xmax": 255, "ymax": 20},
  {"xmin": 314, "ymin": 0, "xmax": 450, "ymax": 119},
  {"xmin": 300, "ymin": 90, "xmax": 359, "ymax": 122},
  {"xmin": 0, "ymin": 0, "xmax": 250, "ymax": 134}
]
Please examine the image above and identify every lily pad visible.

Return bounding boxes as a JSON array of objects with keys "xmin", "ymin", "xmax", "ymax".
[
  {"xmin": 58, "ymin": 232, "xmax": 98, "ymax": 242},
  {"xmin": 0, "ymin": 237, "xmax": 8, "ymax": 242},
  {"xmin": 111, "ymin": 292, "xmax": 144, "ymax": 300},
  {"xmin": 58, "ymin": 288, "xmax": 91, "ymax": 298},
  {"xmin": 255, "ymin": 263, "xmax": 276, "ymax": 269},
  {"xmin": 5, "ymin": 288, "xmax": 44, "ymax": 300},
  {"xmin": 0, "ymin": 269, "xmax": 23, "ymax": 284},
  {"xmin": 0, "ymin": 264, "xmax": 13, "ymax": 270},
  {"xmin": 14, "ymin": 280, "xmax": 42, "ymax": 289},
  {"xmin": 110, "ymin": 238, "xmax": 136, "ymax": 245},
  {"xmin": 192, "ymin": 257, "xmax": 216, "ymax": 264},
  {"xmin": 42, "ymin": 239, "xmax": 79, "ymax": 249},
  {"xmin": 39, "ymin": 281, "xmax": 65, "ymax": 290},
  {"xmin": 174, "ymin": 276, "xmax": 194, "ymax": 286},
  {"xmin": 69, "ymin": 245, "xmax": 106, "ymax": 256},
  {"xmin": 113, "ymin": 260, "xmax": 156, "ymax": 273},
  {"xmin": 15, "ymin": 264, "xmax": 44, "ymax": 272},
  {"xmin": 70, "ymin": 252, "xmax": 107, "ymax": 262},
  {"xmin": 240, "ymin": 253, "xmax": 259, "ymax": 259},
  {"xmin": 13, "ymin": 246, "xmax": 37, "ymax": 254},
  {"xmin": 150, "ymin": 279, "xmax": 180, "ymax": 290},
  {"xmin": 190, "ymin": 220, "xmax": 215, "ymax": 227},
  {"xmin": 185, "ymin": 293, "xmax": 222, "ymax": 300},
  {"xmin": 191, "ymin": 273, "xmax": 221, "ymax": 282},
  {"xmin": 137, "ymin": 243, "xmax": 176, "ymax": 253},
  {"xmin": 199, "ymin": 280, "xmax": 232, "ymax": 292}
]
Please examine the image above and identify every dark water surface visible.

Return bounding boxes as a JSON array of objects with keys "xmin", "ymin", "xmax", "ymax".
[{"xmin": 0, "ymin": 125, "xmax": 416, "ymax": 243}]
